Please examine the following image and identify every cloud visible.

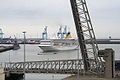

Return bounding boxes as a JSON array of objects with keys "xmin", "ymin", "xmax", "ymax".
[{"xmin": 0, "ymin": 0, "xmax": 119, "ymax": 38}]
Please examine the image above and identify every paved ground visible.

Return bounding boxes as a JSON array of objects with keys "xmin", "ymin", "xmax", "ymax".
[{"xmin": 62, "ymin": 75, "xmax": 120, "ymax": 80}]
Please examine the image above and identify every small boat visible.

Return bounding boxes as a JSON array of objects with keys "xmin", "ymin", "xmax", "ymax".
[{"xmin": 13, "ymin": 37, "xmax": 20, "ymax": 50}]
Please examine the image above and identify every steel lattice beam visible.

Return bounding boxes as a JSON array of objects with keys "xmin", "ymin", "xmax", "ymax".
[
  {"xmin": 3, "ymin": 59, "xmax": 102, "ymax": 74},
  {"xmin": 70, "ymin": 0, "xmax": 100, "ymax": 72}
]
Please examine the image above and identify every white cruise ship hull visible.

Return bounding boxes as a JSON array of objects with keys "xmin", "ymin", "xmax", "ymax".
[
  {"xmin": 39, "ymin": 45, "xmax": 78, "ymax": 52},
  {"xmin": 39, "ymin": 39, "xmax": 78, "ymax": 52}
]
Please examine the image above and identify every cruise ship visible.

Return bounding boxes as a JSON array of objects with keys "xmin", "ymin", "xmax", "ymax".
[
  {"xmin": 39, "ymin": 39, "xmax": 78, "ymax": 52},
  {"xmin": 39, "ymin": 27, "xmax": 78, "ymax": 52}
]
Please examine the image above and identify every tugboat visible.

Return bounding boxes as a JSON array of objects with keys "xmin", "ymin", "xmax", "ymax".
[{"xmin": 13, "ymin": 37, "xmax": 20, "ymax": 50}]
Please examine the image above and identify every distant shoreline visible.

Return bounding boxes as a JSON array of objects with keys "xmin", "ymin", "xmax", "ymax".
[{"xmin": 1, "ymin": 38, "xmax": 120, "ymax": 44}]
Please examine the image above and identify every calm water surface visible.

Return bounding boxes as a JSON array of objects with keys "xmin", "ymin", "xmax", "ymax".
[{"xmin": 0, "ymin": 44, "xmax": 120, "ymax": 80}]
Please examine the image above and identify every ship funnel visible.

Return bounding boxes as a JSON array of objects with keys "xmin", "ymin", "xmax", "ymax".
[{"xmin": 65, "ymin": 32, "xmax": 72, "ymax": 39}]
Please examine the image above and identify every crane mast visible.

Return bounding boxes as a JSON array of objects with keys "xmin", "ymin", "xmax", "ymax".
[{"xmin": 70, "ymin": 0, "xmax": 100, "ymax": 72}]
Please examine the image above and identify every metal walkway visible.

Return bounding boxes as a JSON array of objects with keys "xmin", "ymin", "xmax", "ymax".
[{"xmin": 1, "ymin": 59, "xmax": 99, "ymax": 74}]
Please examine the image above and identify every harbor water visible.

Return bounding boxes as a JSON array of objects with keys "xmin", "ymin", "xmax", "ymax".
[{"xmin": 0, "ymin": 44, "xmax": 120, "ymax": 80}]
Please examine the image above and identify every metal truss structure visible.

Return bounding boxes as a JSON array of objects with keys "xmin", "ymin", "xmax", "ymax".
[
  {"xmin": 70, "ymin": 0, "xmax": 102, "ymax": 72},
  {"xmin": 2, "ymin": 59, "xmax": 101, "ymax": 74}
]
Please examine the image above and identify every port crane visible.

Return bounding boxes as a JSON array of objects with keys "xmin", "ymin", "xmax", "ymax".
[
  {"xmin": 70, "ymin": 0, "xmax": 102, "ymax": 73},
  {"xmin": 42, "ymin": 26, "xmax": 48, "ymax": 40}
]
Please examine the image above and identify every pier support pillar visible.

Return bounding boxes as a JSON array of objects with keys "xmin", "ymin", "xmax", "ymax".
[
  {"xmin": 98, "ymin": 48, "xmax": 115, "ymax": 78},
  {"xmin": 5, "ymin": 73, "xmax": 24, "ymax": 80},
  {"xmin": 0, "ymin": 67, "xmax": 5, "ymax": 80}
]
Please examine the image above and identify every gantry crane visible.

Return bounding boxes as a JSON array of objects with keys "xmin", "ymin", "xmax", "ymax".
[{"xmin": 70, "ymin": 0, "xmax": 102, "ymax": 72}]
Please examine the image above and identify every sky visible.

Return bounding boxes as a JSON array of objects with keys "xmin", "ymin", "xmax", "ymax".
[{"xmin": 0, "ymin": 0, "xmax": 120, "ymax": 39}]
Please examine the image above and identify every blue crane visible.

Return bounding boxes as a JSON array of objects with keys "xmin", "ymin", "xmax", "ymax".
[
  {"xmin": 57, "ymin": 27, "xmax": 62, "ymax": 39},
  {"xmin": 62, "ymin": 26, "xmax": 67, "ymax": 38},
  {"xmin": 42, "ymin": 26, "xmax": 47, "ymax": 40}
]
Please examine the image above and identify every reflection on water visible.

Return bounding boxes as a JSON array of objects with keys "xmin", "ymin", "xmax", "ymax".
[{"xmin": 0, "ymin": 44, "xmax": 120, "ymax": 80}]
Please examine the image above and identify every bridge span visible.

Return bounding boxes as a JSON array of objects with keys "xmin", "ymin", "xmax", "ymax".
[{"xmin": 1, "ymin": 59, "xmax": 98, "ymax": 74}]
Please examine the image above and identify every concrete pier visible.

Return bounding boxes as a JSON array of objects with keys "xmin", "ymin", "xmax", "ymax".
[
  {"xmin": 0, "ymin": 46, "xmax": 14, "ymax": 53},
  {"xmin": 0, "ymin": 67, "xmax": 5, "ymax": 80}
]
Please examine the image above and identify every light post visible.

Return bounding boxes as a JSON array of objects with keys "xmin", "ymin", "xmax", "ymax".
[
  {"xmin": 9, "ymin": 51, "xmax": 10, "ymax": 63},
  {"xmin": 77, "ymin": 45, "xmax": 80, "ymax": 80},
  {"xmin": 23, "ymin": 31, "xmax": 26, "ymax": 80}
]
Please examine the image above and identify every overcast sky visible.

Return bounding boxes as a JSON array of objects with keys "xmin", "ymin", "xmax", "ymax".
[{"xmin": 0, "ymin": 0, "xmax": 120, "ymax": 39}]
